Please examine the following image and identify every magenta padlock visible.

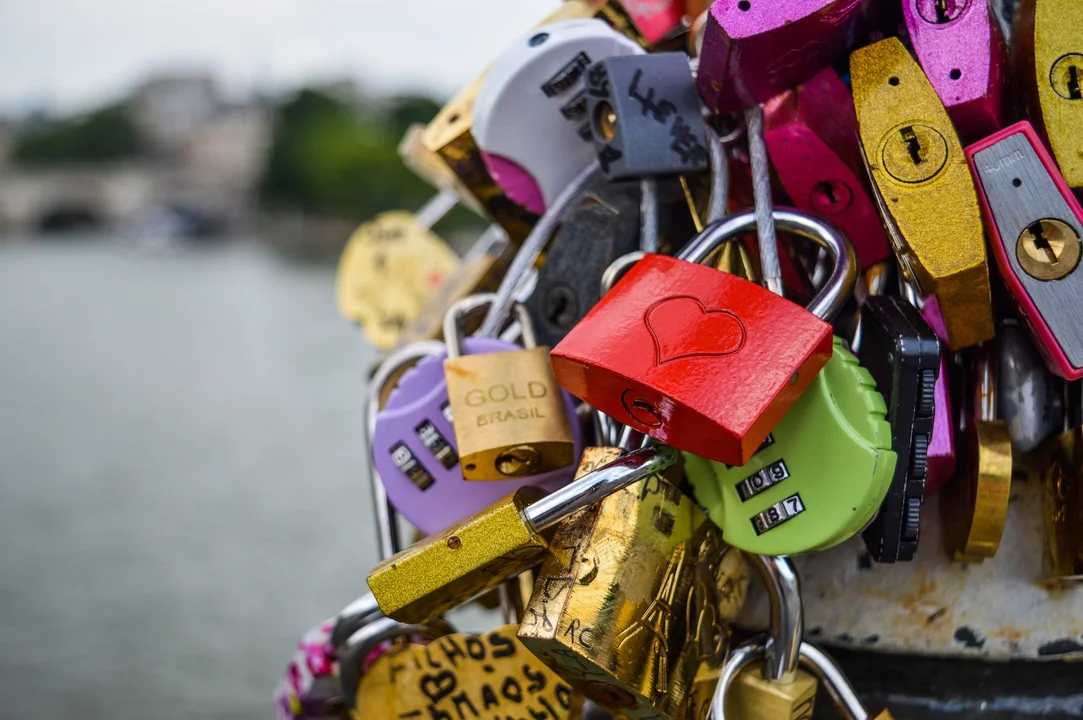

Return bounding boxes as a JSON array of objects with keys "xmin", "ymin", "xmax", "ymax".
[
  {"xmin": 903, "ymin": 0, "xmax": 1007, "ymax": 143},
  {"xmin": 696, "ymin": 0, "xmax": 875, "ymax": 114},
  {"xmin": 370, "ymin": 338, "xmax": 583, "ymax": 536},
  {"xmin": 622, "ymin": 0, "xmax": 685, "ymax": 44},
  {"xmin": 918, "ymin": 296, "xmax": 956, "ymax": 496},
  {"xmin": 274, "ymin": 619, "xmax": 339, "ymax": 720},
  {"xmin": 763, "ymin": 68, "xmax": 890, "ymax": 269}
]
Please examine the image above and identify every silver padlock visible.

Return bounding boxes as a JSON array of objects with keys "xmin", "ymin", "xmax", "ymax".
[{"xmin": 998, "ymin": 318, "xmax": 1065, "ymax": 455}]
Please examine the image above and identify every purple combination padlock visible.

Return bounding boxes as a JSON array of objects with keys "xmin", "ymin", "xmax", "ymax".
[
  {"xmin": 696, "ymin": 0, "xmax": 875, "ymax": 114},
  {"xmin": 918, "ymin": 296, "xmax": 956, "ymax": 496},
  {"xmin": 903, "ymin": 0, "xmax": 1007, "ymax": 143},
  {"xmin": 371, "ymin": 337, "xmax": 583, "ymax": 536}
]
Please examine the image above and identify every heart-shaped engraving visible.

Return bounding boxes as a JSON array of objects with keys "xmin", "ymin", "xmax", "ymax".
[{"xmin": 645, "ymin": 296, "xmax": 747, "ymax": 366}]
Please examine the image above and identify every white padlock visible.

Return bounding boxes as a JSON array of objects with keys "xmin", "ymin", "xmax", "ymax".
[{"xmin": 473, "ymin": 18, "xmax": 643, "ymax": 215}]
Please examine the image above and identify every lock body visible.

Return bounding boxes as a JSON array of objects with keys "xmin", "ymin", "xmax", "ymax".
[
  {"xmin": 1041, "ymin": 427, "xmax": 1083, "ymax": 580},
  {"xmin": 335, "ymin": 212, "xmax": 460, "ymax": 349},
  {"xmin": 998, "ymin": 319, "xmax": 1064, "ymax": 455},
  {"xmin": 474, "ymin": 19, "xmax": 643, "ymax": 215},
  {"xmin": 551, "ymin": 254, "xmax": 834, "ymax": 467},
  {"xmin": 967, "ymin": 121, "xmax": 1083, "ymax": 380},
  {"xmin": 684, "ymin": 338, "xmax": 896, "ymax": 556},
  {"xmin": 763, "ymin": 68, "xmax": 890, "ymax": 269},
  {"xmin": 1012, "ymin": 0, "xmax": 1083, "ymax": 190},
  {"xmin": 852, "ymin": 37, "xmax": 994, "ymax": 351},
  {"xmin": 858, "ymin": 296, "xmax": 941, "ymax": 562},
  {"xmin": 903, "ymin": 0, "xmax": 1007, "ymax": 142},
  {"xmin": 371, "ymin": 338, "xmax": 582, "ymax": 535},
  {"xmin": 586, "ymin": 52, "xmax": 709, "ymax": 179},
  {"xmin": 943, "ymin": 418, "xmax": 1013, "ymax": 562},
  {"xmin": 725, "ymin": 661, "xmax": 818, "ymax": 720},
  {"xmin": 523, "ymin": 174, "xmax": 642, "ymax": 347},
  {"xmin": 353, "ymin": 626, "xmax": 580, "ymax": 718},
  {"xmin": 275, "ymin": 619, "xmax": 338, "ymax": 720},
  {"xmin": 518, "ymin": 451, "xmax": 712, "ymax": 719},
  {"xmin": 696, "ymin": 0, "xmax": 873, "ymax": 114},
  {"xmin": 445, "ymin": 346, "xmax": 576, "ymax": 480}
]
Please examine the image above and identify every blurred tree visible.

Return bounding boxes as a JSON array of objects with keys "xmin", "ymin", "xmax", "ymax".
[
  {"xmin": 384, "ymin": 95, "xmax": 442, "ymax": 137},
  {"xmin": 11, "ymin": 103, "xmax": 143, "ymax": 165}
]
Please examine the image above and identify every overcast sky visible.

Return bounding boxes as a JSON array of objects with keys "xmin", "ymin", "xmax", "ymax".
[{"xmin": 0, "ymin": 0, "xmax": 559, "ymax": 114}]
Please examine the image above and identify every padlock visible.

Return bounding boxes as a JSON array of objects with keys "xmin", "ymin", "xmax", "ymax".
[
  {"xmin": 683, "ymin": 336, "xmax": 896, "ymax": 556},
  {"xmin": 516, "ymin": 448, "xmax": 732, "ymax": 719},
  {"xmin": 942, "ymin": 344, "xmax": 1013, "ymax": 562},
  {"xmin": 695, "ymin": 0, "xmax": 875, "ymax": 115},
  {"xmin": 335, "ymin": 194, "xmax": 462, "ymax": 350},
  {"xmin": 443, "ymin": 295, "xmax": 577, "ymax": 481},
  {"xmin": 796, "ymin": 644, "xmax": 894, "ymax": 720},
  {"xmin": 349, "ymin": 622, "xmax": 581, "ymax": 719},
  {"xmin": 1041, "ymin": 420, "xmax": 1083, "ymax": 581},
  {"xmin": 762, "ymin": 68, "xmax": 891, "ymax": 269},
  {"xmin": 914, "ymin": 296, "xmax": 958, "ymax": 497},
  {"xmin": 711, "ymin": 556, "xmax": 819, "ymax": 719},
  {"xmin": 370, "ymin": 334, "xmax": 583, "ymax": 536},
  {"xmin": 274, "ymin": 618, "xmax": 341, "ymax": 720},
  {"xmin": 1012, "ymin": 0, "xmax": 1083, "ymax": 190},
  {"xmin": 967, "ymin": 121, "xmax": 1083, "ymax": 380},
  {"xmin": 552, "ymin": 208, "xmax": 856, "ymax": 467},
  {"xmin": 997, "ymin": 318, "xmax": 1064, "ymax": 455},
  {"xmin": 585, "ymin": 52, "xmax": 710, "ymax": 180},
  {"xmin": 473, "ymin": 19, "xmax": 643, "ymax": 215},
  {"xmin": 522, "ymin": 173, "xmax": 642, "ymax": 348},
  {"xmin": 903, "ymin": 0, "xmax": 1008, "ymax": 142},
  {"xmin": 857, "ymin": 295, "xmax": 941, "ymax": 563},
  {"xmin": 367, "ymin": 445, "xmax": 680, "ymax": 624},
  {"xmin": 851, "ymin": 36, "xmax": 995, "ymax": 351}
]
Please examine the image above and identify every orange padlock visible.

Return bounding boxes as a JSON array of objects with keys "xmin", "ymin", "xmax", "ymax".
[{"xmin": 551, "ymin": 209, "xmax": 856, "ymax": 466}]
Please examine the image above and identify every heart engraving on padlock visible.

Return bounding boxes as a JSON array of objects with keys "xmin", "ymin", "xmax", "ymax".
[{"xmin": 646, "ymin": 296, "xmax": 747, "ymax": 365}]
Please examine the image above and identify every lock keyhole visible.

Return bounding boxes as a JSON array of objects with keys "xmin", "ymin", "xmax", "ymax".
[
  {"xmin": 1017, "ymin": 218, "xmax": 1082, "ymax": 280},
  {"xmin": 1051, "ymin": 54, "xmax": 1083, "ymax": 100},
  {"xmin": 901, "ymin": 126, "xmax": 925, "ymax": 166},
  {"xmin": 545, "ymin": 286, "xmax": 579, "ymax": 329},
  {"xmin": 916, "ymin": 0, "xmax": 967, "ymax": 24},
  {"xmin": 809, "ymin": 179, "xmax": 854, "ymax": 214},
  {"xmin": 1028, "ymin": 221, "xmax": 1059, "ymax": 264}
]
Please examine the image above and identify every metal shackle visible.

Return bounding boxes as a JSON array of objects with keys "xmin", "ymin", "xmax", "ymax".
[
  {"xmin": 708, "ymin": 639, "xmax": 872, "ymax": 720},
  {"xmin": 444, "ymin": 293, "xmax": 538, "ymax": 360},
  {"xmin": 366, "ymin": 340, "xmax": 447, "ymax": 559},
  {"xmin": 976, "ymin": 343, "xmax": 998, "ymax": 425},
  {"xmin": 339, "ymin": 613, "xmax": 456, "ymax": 708},
  {"xmin": 678, "ymin": 208, "xmax": 858, "ymax": 322},
  {"xmin": 329, "ymin": 592, "xmax": 383, "ymax": 652}
]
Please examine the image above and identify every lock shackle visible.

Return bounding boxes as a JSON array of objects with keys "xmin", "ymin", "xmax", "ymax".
[
  {"xmin": 329, "ymin": 591, "xmax": 382, "ymax": 652},
  {"xmin": 975, "ymin": 344, "xmax": 997, "ymax": 424},
  {"xmin": 600, "ymin": 251, "xmax": 647, "ymax": 297},
  {"xmin": 444, "ymin": 293, "xmax": 538, "ymax": 360},
  {"xmin": 339, "ymin": 614, "xmax": 456, "ymax": 708},
  {"xmin": 708, "ymin": 639, "xmax": 871, "ymax": 720},
  {"xmin": 678, "ymin": 209, "xmax": 858, "ymax": 322},
  {"xmin": 705, "ymin": 120, "xmax": 730, "ymax": 225},
  {"xmin": 748, "ymin": 554, "xmax": 803, "ymax": 681},
  {"xmin": 366, "ymin": 340, "xmax": 447, "ymax": 559},
  {"xmin": 522, "ymin": 445, "xmax": 679, "ymax": 531}
]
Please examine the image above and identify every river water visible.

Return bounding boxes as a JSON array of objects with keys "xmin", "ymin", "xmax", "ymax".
[{"xmin": 0, "ymin": 235, "xmax": 431, "ymax": 718}]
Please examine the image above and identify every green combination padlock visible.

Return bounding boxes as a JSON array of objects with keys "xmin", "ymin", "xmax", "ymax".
[{"xmin": 684, "ymin": 338, "xmax": 897, "ymax": 556}]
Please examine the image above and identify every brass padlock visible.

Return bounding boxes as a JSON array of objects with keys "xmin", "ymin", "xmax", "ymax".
[
  {"xmin": 443, "ymin": 294, "xmax": 576, "ymax": 481},
  {"xmin": 943, "ymin": 344, "xmax": 1013, "ymax": 563},
  {"xmin": 851, "ymin": 37, "xmax": 994, "ymax": 351},
  {"xmin": 517, "ymin": 447, "xmax": 723, "ymax": 719},
  {"xmin": 367, "ymin": 445, "xmax": 680, "ymax": 623},
  {"xmin": 1040, "ymin": 384, "xmax": 1083, "ymax": 581}
]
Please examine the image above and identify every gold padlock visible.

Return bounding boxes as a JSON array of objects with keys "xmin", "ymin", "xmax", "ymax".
[
  {"xmin": 444, "ymin": 294, "xmax": 575, "ymax": 481},
  {"xmin": 420, "ymin": 0, "xmax": 647, "ymax": 246},
  {"xmin": 943, "ymin": 344, "xmax": 1012, "ymax": 563},
  {"xmin": 517, "ymin": 448, "xmax": 721, "ymax": 719},
  {"xmin": 352, "ymin": 624, "xmax": 582, "ymax": 718},
  {"xmin": 1041, "ymin": 425, "xmax": 1083, "ymax": 581},
  {"xmin": 335, "ymin": 206, "xmax": 461, "ymax": 350},
  {"xmin": 1013, "ymin": 0, "xmax": 1083, "ymax": 190},
  {"xmin": 851, "ymin": 37, "xmax": 994, "ymax": 351},
  {"xmin": 368, "ymin": 445, "xmax": 680, "ymax": 623}
]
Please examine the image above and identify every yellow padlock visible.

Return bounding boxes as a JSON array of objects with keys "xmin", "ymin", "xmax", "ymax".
[
  {"xmin": 1013, "ymin": 0, "xmax": 1083, "ymax": 190},
  {"xmin": 851, "ymin": 37, "xmax": 994, "ymax": 351}
]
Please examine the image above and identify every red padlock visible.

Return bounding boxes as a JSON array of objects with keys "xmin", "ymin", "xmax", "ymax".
[{"xmin": 551, "ymin": 209, "xmax": 856, "ymax": 466}]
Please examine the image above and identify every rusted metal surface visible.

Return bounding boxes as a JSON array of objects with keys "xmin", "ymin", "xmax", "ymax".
[{"xmin": 737, "ymin": 478, "xmax": 1083, "ymax": 660}]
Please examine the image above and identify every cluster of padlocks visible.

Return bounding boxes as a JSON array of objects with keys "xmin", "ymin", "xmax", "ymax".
[{"xmin": 277, "ymin": 0, "xmax": 1083, "ymax": 717}]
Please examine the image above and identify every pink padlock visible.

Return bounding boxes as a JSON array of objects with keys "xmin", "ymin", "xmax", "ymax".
[
  {"xmin": 763, "ymin": 68, "xmax": 890, "ymax": 269},
  {"xmin": 903, "ymin": 0, "xmax": 1007, "ymax": 143},
  {"xmin": 696, "ymin": 0, "xmax": 876, "ymax": 114},
  {"xmin": 917, "ymin": 296, "xmax": 956, "ymax": 496},
  {"xmin": 622, "ymin": 0, "xmax": 686, "ymax": 44},
  {"xmin": 274, "ymin": 619, "xmax": 340, "ymax": 720}
]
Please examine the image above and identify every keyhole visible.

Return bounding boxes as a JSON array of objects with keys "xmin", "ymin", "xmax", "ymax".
[
  {"xmin": 809, "ymin": 179, "xmax": 854, "ymax": 214},
  {"xmin": 1069, "ymin": 65, "xmax": 1082, "ymax": 100},
  {"xmin": 1016, "ymin": 218, "xmax": 1082, "ymax": 280},
  {"xmin": 1027, "ymin": 220, "xmax": 1060, "ymax": 264},
  {"xmin": 545, "ymin": 286, "xmax": 579, "ymax": 329},
  {"xmin": 901, "ymin": 126, "xmax": 925, "ymax": 166},
  {"xmin": 916, "ymin": 0, "xmax": 967, "ymax": 24},
  {"xmin": 1051, "ymin": 54, "xmax": 1083, "ymax": 100}
]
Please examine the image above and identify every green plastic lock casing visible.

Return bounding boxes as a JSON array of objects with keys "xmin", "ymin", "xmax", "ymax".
[{"xmin": 684, "ymin": 338, "xmax": 897, "ymax": 555}]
